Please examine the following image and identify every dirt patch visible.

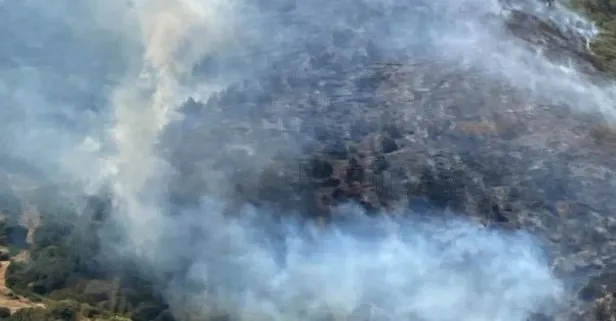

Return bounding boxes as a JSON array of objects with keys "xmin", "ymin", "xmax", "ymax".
[
  {"xmin": 458, "ymin": 121, "xmax": 499, "ymax": 134},
  {"xmin": 0, "ymin": 181, "xmax": 45, "ymax": 312},
  {"xmin": 12, "ymin": 250, "xmax": 29, "ymax": 263},
  {"xmin": 0, "ymin": 261, "xmax": 44, "ymax": 312}
]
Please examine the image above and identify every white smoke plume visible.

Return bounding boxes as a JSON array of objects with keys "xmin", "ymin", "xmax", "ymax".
[
  {"xmin": 154, "ymin": 200, "xmax": 564, "ymax": 321},
  {"xmin": 104, "ymin": 0, "xmax": 243, "ymax": 254},
  {"xmin": 0, "ymin": 0, "xmax": 610, "ymax": 320}
]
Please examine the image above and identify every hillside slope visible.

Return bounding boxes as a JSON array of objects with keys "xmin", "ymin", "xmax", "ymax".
[
  {"xmin": 2, "ymin": 0, "xmax": 616, "ymax": 320},
  {"xmin": 158, "ymin": 1, "xmax": 616, "ymax": 320}
]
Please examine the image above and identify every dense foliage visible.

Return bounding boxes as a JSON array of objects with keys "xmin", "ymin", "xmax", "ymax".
[
  {"xmin": 570, "ymin": 0, "xmax": 616, "ymax": 72},
  {"xmin": 0, "ymin": 188, "xmax": 173, "ymax": 321}
]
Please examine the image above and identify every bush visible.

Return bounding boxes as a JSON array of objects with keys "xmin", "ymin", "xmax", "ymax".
[
  {"xmin": 1, "ymin": 191, "xmax": 169, "ymax": 320},
  {"xmin": 131, "ymin": 303, "xmax": 164, "ymax": 321},
  {"xmin": 32, "ymin": 223, "xmax": 72, "ymax": 252},
  {"xmin": 48, "ymin": 307, "xmax": 76, "ymax": 321},
  {"xmin": 0, "ymin": 251, "xmax": 10, "ymax": 262},
  {"xmin": 81, "ymin": 304, "xmax": 105, "ymax": 318},
  {"xmin": 0, "ymin": 307, "xmax": 10, "ymax": 318},
  {"xmin": 5, "ymin": 247, "xmax": 77, "ymax": 296},
  {"xmin": 570, "ymin": 0, "xmax": 616, "ymax": 73},
  {"xmin": 3, "ymin": 303, "xmax": 79, "ymax": 321},
  {"xmin": 4, "ymin": 226, "xmax": 27, "ymax": 249},
  {"xmin": 5, "ymin": 307, "xmax": 47, "ymax": 321},
  {"xmin": 153, "ymin": 310, "xmax": 176, "ymax": 321},
  {"xmin": 79, "ymin": 280, "xmax": 113, "ymax": 303},
  {"xmin": 0, "ymin": 184, "xmax": 22, "ymax": 220}
]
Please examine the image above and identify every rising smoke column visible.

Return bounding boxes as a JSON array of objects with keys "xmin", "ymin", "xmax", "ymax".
[{"xmin": 105, "ymin": 0, "xmax": 243, "ymax": 256}]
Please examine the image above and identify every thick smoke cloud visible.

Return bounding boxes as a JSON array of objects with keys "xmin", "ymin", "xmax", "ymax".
[{"xmin": 0, "ymin": 0, "xmax": 607, "ymax": 320}]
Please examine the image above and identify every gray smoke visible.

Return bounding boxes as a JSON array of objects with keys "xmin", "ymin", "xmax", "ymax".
[{"xmin": 0, "ymin": 0, "xmax": 608, "ymax": 320}]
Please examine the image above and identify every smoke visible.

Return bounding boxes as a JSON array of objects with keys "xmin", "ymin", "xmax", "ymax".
[
  {"xmin": 0, "ymin": 0, "xmax": 611, "ymax": 320},
  {"xmin": 154, "ymin": 201, "xmax": 564, "ymax": 321},
  {"xmin": 104, "ymin": 0, "xmax": 245, "ymax": 253},
  {"xmin": 0, "ymin": 0, "xmax": 607, "ymax": 187}
]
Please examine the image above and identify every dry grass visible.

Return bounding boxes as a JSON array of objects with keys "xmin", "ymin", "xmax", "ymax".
[{"xmin": 457, "ymin": 121, "xmax": 499, "ymax": 134}]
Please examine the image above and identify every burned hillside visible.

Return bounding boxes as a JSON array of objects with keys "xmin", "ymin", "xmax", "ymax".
[
  {"xmin": 152, "ymin": 4, "xmax": 616, "ymax": 320},
  {"xmin": 2, "ymin": 0, "xmax": 616, "ymax": 320}
]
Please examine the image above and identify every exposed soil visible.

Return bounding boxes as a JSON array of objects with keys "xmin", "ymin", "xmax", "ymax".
[
  {"xmin": 0, "ymin": 184, "xmax": 45, "ymax": 313},
  {"xmin": 0, "ymin": 261, "xmax": 43, "ymax": 313}
]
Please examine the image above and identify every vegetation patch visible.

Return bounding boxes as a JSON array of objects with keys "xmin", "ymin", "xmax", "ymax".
[{"xmin": 569, "ymin": 0, "xmax": 616, "ymax": 73}]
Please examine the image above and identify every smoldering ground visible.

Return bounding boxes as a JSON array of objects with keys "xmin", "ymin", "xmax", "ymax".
[{"xmin": 0, "ymin": 0, "xmax": 612, "ymax": 320}]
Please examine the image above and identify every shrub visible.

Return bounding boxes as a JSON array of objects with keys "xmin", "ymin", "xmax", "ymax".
[
  {"xmin": 81, "ymin": 304, "xmax": 105, "ymax": 318},
  {"xmin": 153, "ymin": 310, "xmax": 176, "ymax": 321},
  {"xmin": 0, "ymin": 307, "xmax": 10, "ymax": 318},
  {"xmin": 5, "ymin": 247, "xmax": 77, "ymax": 296},
  {"xmin": 131, "ymin": 303, "xmax": 164, "ymax": 321},
  {"xmin": 3, "ymin": 303, "xmax": 79, "ymax": 321},
  {"xmin": 570, "ymin": 0, "xmax": 616, "ymax": 73},
  {"xmin": 5, "ymin": 307, "xmax": 47, "ymax": 321}
]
